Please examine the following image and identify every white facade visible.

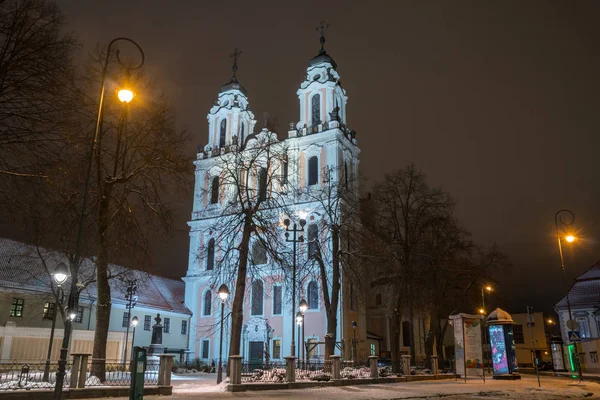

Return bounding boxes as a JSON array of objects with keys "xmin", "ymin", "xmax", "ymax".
[{"xmin": 185, "ymin": 44, "xmax": 360, "ymax": 363}]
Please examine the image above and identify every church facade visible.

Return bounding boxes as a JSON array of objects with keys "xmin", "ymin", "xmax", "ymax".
[{"xmin": 183, "ymin": 38, "xmax": 362, "ymax": 365}]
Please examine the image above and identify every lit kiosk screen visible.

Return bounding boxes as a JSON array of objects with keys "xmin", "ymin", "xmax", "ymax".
[{"xmin": 489, "ymin": 325, "xmax": 509, "ymax": 374}]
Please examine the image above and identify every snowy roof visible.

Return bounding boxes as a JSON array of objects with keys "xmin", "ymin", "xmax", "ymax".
[
  {"xmin": 0, "ymin": 238, "xmax": 191, "ymax": 316},
  {"xmin": 555, "ymin": 262, "xmax": 600, "ymax": 309}
]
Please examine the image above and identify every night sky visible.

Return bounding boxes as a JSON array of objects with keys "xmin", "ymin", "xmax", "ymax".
[{"xmin": 54, "ymin": 0, "xmax": 600, "ymax": 315}]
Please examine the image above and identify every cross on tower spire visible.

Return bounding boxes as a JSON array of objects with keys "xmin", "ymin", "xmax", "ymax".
[
  {"xmin": 316, "ymin": 21, "xmax": 330, "ymax": 55},
  {"xmin": 230, "ymin": 48, "xmax": 242, "ymax": 79}
]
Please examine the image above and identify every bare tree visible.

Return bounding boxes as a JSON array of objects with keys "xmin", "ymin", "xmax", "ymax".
[{"xmin": 0, "ymin": 0, "xmax": 77, "ymax": 191}]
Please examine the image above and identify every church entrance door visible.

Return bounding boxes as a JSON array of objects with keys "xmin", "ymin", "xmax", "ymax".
[{"xmin": 249, "ymin": 341, "xmax": 264, "ymax": 369}]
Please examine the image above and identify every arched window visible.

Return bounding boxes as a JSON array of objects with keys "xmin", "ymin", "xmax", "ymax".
[
  {"xmin": 219, "ymin": 119, "xmax": 227, "ymax": 148},
  {"xmin": 344, "ymin": 161, "xmax": 349, "ymax": 187},
  {"xmin": 251, "ymin": 280, "xmax": 263, "ymax": 316},
  {"xmin": 210, "ymin": 176, "xmax": 219, "ymax": 204},
  {"xmin": 252, "ymin": 241, "xmax": 267, "ymax": 265},
  {"xmin": 240, "ymin": 122, "xmax": 245, "ymax": 145},
  {"xmin": 307, "ymin": 224, "xmax": 318, "ymax": 259},
  {"xmin": 311, "ymin": 94, "xmax": 320, "ymax": 126},
  {"xmin": 307, "ymin": 281, "xmax": 319, "ymax": 309},
  {"xmin": 308, "ymin": 156, "xmax": 318, "ymax": 186},
  {"xmin": 280, "ymin": 154, "xmax": 288, "ymax": 185},
  {"xmin": 206, "ymin": 238, "xmax": 215, "ymax": 270},
  {"xmin": 203, "ymin": 290, "xmax": 212, "ymax": 316},
  {"xmin": 258, "ymin": 168, "xmax": 268, "ymax": 201}
]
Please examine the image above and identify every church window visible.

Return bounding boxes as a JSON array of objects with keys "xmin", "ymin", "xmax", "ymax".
[
  {"xmin": 281, "ymin": 154, "xmax": 288, "ymax": 185},
  {"xmin": 307, "ymin": 280, "xmax": 319, "ymax": 309},
  {"xmin": 311, "ymin": 94, "xmax": 321, "ymax": 126},
  {"xmin": 308, "ymin": 156, "xmax": 318, "ymax": 186},
  {"xmin": 344, "ymin": 162, "xmax": 349, "ymax": 187},
  {"xmin": 164, "ymin": 317, "xmax": 170, "ymax": 333},
  {"xmin": 206, "ymin": 238, "xmax": 215, "ymax": 270},
  {"xmin": 240, "ymin": 122, "xmax": 245, "ymax": 145},
  {"xmin": 272, "ymin": 339, "xmax": 281, "ymax": 359},
  {"xmin": 252, "ymin": 241, "xmax": 267, "ymax": 265},
  {"xmin": 251, "ymin": 280, "xmax": 264, "ymax": 316},
  {"xmin": 210, "ymin": 176, "xmax": 220, "ymax": 204},
  {"xmin": 203, "ymin": 290, "xmax": 212, "ymax": 316},
  {"xmin": 307, "ymin": 224, "xmax": 318, "ymax": 259},
  {"xmin": 273, "ymin": 285, "xmax": 282, "ymax": 315},
  {"xmin": 258, "ymin": 167, "xmax": 268, "ymax": 201},
  {"xmin": 219, "ymin": 119, "xmax": 227, "ymax": 148},
  {"xmin": 201, "ymin": 340, "xmax": 210, "ymax": 359}
]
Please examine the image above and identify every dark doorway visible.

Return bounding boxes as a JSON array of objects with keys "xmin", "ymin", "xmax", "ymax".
[{"xmin": 249, "ymin": 341, "xmax": 264, "ymax": 370}]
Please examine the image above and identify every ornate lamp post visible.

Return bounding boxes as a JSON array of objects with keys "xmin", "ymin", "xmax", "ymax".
[
  {"xmin": 53, "ymin": 37, "xmax": 144, "ymax": 400},
  {"xmin": 296, "ymin": 312, "xmax": 303, "ymax": 360},
  {"xmin": 43, "ymin": 263, "xmax": 69, "ymax": 382},
  {"xmin": 299, "ymin": 299, "xmax": 308, "ymax": 366},
  {"xmin": 555, "ymin": 209, "xmax": 582, "ymax": 381},
  {"xmin": 284, "ymin": 217, "xmax": 306, "ymax": 358},
  {"xmin": 217, "ymin": 284, "xmax": 230, "ymax": 384}
]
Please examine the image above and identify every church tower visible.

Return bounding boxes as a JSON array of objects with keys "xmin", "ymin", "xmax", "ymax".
[
  {"xmin": 295, "ymin": 23, "xmax": 348, "ymax": 132},
  {"xmin": 205, "ymin": 49, "xmax": 256, "ymax": 153}
]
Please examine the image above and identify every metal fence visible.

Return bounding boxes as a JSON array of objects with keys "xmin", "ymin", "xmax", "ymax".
[
  {"xmin": 241, "ymin": 361, "xmax": 287, "ymax": 383},
  {"xmin": 0, "ymin": 362, "xmax": 71, "ymax": 391},
  {"xmin": 296, "ymin": 360, "xmax": 332, "ymax": 381},
  {"xmin": 0, "ymin": 360, "xmax": 159, "ymax": 391}
]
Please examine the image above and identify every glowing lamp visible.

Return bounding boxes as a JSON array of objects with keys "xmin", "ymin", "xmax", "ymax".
[
  {"xmin": 218, "ymin": 283, "xmax": 230, "ymax": 302},
  {"xmin": 299, "ymin": 299, "xmax": 309, "ymax": 314},
  {"xmin": 565, "ymin": 235, "xmax": 575, "ymax": 243},
  {"xmin": 131, "ymin": 316, "xmax": 139, "ymax": 327},
  {"xmin": 296, "ymin": 311, "xmax": 303, "ymax": 325},
  {"xmin": 53, "ymin": 262, "xmax": 69, "ymax": 286},
  {"xmin": 479, "ymin": 308, "xmax": 485, "ymax": 315},
  {"xmin": 117, "ymin": 89, "xmax": 135, "ymax": 104},
  {"xmin": 485, "ymin": 285, "xmax": 492, "ymax": 292},
  {"xmin": 69, "ymin": 310, "xmax": 77, "ymax": 321}
]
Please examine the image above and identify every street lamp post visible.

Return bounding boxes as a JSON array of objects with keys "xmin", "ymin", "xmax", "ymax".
[
  {"xmin": 131, "ymin": 316, "xmax": 139, "ymax": 355},
  {"xmin": 217, "ymin": 284, "xmax": 230, "ymax": 384},
  {"xmin": 352, "ymin": 320, "xmax": 357, "ymax": 364},
  {"xmin": 296, "ymin": 312, "xmax": 303, "ymax": 360},
  {"xmin": 123, "ymin": 280, "xmax": 138, "ymax": 365},
  {"xmin": 284, "ymin": 217, "xmax": 306, "ymax": 358},
  {"xmin": 299, "ymin": 299, "xmax": 308, "ymax": 366},
  {"xmin": 555, "ymin": 209, "xmax": 583, "ymax": 381},
  {"xmin": 53, "ymin": 37, "xmax": 144, "ymax": 400},
  {"xmin": 43, "ymin": 263, "xmax": 69, "ymax": 382}
]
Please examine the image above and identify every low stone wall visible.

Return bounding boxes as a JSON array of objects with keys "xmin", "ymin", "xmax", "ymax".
[
  {"xmin": 0, "ymin": 385, "xmax": 172, "ymax": 400},
  {"xmin": 228, "ymin": 374, "xmax": 458, "ymax": 392}
]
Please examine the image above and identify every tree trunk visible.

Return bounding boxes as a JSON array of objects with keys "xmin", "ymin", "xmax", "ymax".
[
  {"xmin": 91, "ymin": 183, "xmax": 113, "ymax": 381},
  {"xmin": 228, "ymin": 221, "xmax": 252, "ymax": 360}
]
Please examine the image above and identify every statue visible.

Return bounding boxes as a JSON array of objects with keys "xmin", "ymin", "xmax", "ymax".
[{"xmin": 147, "ymin": 313, "xmax": 164, "ymax": 359}]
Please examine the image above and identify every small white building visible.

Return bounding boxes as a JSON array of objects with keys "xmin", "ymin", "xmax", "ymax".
[{"xmin": 0, "ymin": 238, "xmax": 191, "ymax": 362}]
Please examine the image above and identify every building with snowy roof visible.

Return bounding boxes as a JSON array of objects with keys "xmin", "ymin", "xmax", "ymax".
[{"xmin": 0, "ymin": 238, "xmax": 191, "ymax": 363}]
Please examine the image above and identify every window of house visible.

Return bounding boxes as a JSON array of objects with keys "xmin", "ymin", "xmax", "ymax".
[
  {"xmin": 513, "ymin": 324, "xmax": 525, "ymax": 344},
  {"xmin": 164, "ymin": 317, "xmax": 170, "ymax": 333},
  {"xmin": 307, "ymin": 224, "xmax": 318, "ymax": 259},
  {"xmin": 590, "ymin": 351, "xmax": 598, "ymax": 364},
  {"xmin": 201, "ymin": 340, "xmax": 210, "ymax": 359},
  {"xmin": 219, "ymin": 119, "xmax": 227, "ymax": 148},
  {"xmin": 273, "ymin": 285, "xmax": 282, "ymax": 315},
  {"xmin": 580, "ymin": 353, "xmax": 586, "ymax": 363},
  {"xmin": 252, "ymin": 241, "xmax": 267, "ymax": 265},
  {"xmin": 402, "ymin": 321, "xmax": 410, "ymax": 347},
  {"xmin": 251, "ymin": 280, "xmax": 264, "ymax": 316},
  {"xmin": 375, "ymin": 293, "xmax": 382, "ymax": 306},
  {"xmin": 122, "ymin": 312, "xmax": 130, "ymax": 328},
  {"xmin": 210, "ymin": 176, "xmax": 219, "ymax": 204},
  {"xmin": 258, "ymin": 167, "xmax": 268, "ymax": 201},
  {"xmin": 311, "ymin": 94, "xmax": 320, "ymax": 126},
  {"xmin": 144, "ymin": 315, "xmax": 151, "ymax": 331},
  {"xmin": 272, "ymin": 339, "xmax": 281, "ymax": 359},
  {"xmin": 281, "ymin": 154, "xmax": 288, "ymax": 185},
  {"xmin": 203, "ymin": 290, "xmax": 212, "ymax": 316},
  {"xmin": 181, "ymin": 320, "xmax": 188, "ymax": 335},
  {"xmin": 206, "ymin": 238, "xmax": 215, "ymax": 270},
  {"xmin": 307, "ymin": 281, "xmax": 319, "ymax": 310},
  {"xmin": 74, "ymin": 306, "xmax": 84, "ymax": 323},
  {"xmin": 10, "ymin": 298, "xmax": 24, "ymax": 317},
  {"xmin": 308, "ymin": 156, "xmax": 318, "ymax": 186},
  {"xmin": 43, "ymin": 302, "xmax": 56, "ymax": 320},
  {"xmin": 577, "ymin": 317, "xmax": 591, "ymax": 339}
]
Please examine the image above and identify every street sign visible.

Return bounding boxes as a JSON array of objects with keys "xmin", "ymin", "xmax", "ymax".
[
  {"xmin": 566, "ymin": 319, "xmax": 578, "ymax": 330},
  {"xmin": 568, "ymin": 330, "xmax": 581, "ymax": 342}
]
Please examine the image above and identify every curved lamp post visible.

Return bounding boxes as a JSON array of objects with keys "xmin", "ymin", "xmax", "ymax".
[
  {"xmin": 217, "ymin": 284, "xmax": 230, "ymax": 384},
  {"xmin": 554, "ymin": 209, "xmax": 582, "ymax": 381},
  {"xmin": 53, "ymin": 37, "xmax": 144, "ymax": 400},
  {"xmin": 284, "ymin": 217, "xmax": 306, "ymax": 358},
  {"xmin": 299, "ymin": 299, "xmax": 308, "ymax": 365}
]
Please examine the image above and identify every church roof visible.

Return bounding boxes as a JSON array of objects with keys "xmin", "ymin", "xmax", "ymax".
[
  {"xmin": 220, "ymin": 76, "xmax": 248, "ymax": 96},
  {"xmin": 0, "ymin": 238, "xmax": 191, "ymax": 315},
  {"xmin": 309, "ymin": 50, "xmax": 337, "ymax": 70},
  {"xmin": 555, "ymin": 262, "xmax": 600, "ymax": 309}
]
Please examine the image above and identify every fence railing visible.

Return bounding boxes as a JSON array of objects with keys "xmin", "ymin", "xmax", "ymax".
[
  {"xmin": 241, "ymin": 361, "xmax": 287, "ymax": 383},
  {"xmin": 296, "ymin": 360, "xmax": 332, "ymax": 381}
]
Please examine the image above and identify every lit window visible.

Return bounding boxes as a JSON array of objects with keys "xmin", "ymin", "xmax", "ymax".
[
  {"xmin": 43, "ymin": 302, "xmax": 56, "ymax": 320},
  {"xmin": 10, "ymin": 298, "xmax": 24, "ymax": 317},
  {"xmin": 273, "ymin": 339, "xmax": 281, "ymax": 359}
]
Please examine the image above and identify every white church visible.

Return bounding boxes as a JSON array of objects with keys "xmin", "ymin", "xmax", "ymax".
[{"xmin": 183, "ymin": 34, "xmax": 363, "ymax": 365}]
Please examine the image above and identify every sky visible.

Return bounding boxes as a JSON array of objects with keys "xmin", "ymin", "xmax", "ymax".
[{"xmin": 53, "ymin": 0, "xmax": 600, "ymax": 315}]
